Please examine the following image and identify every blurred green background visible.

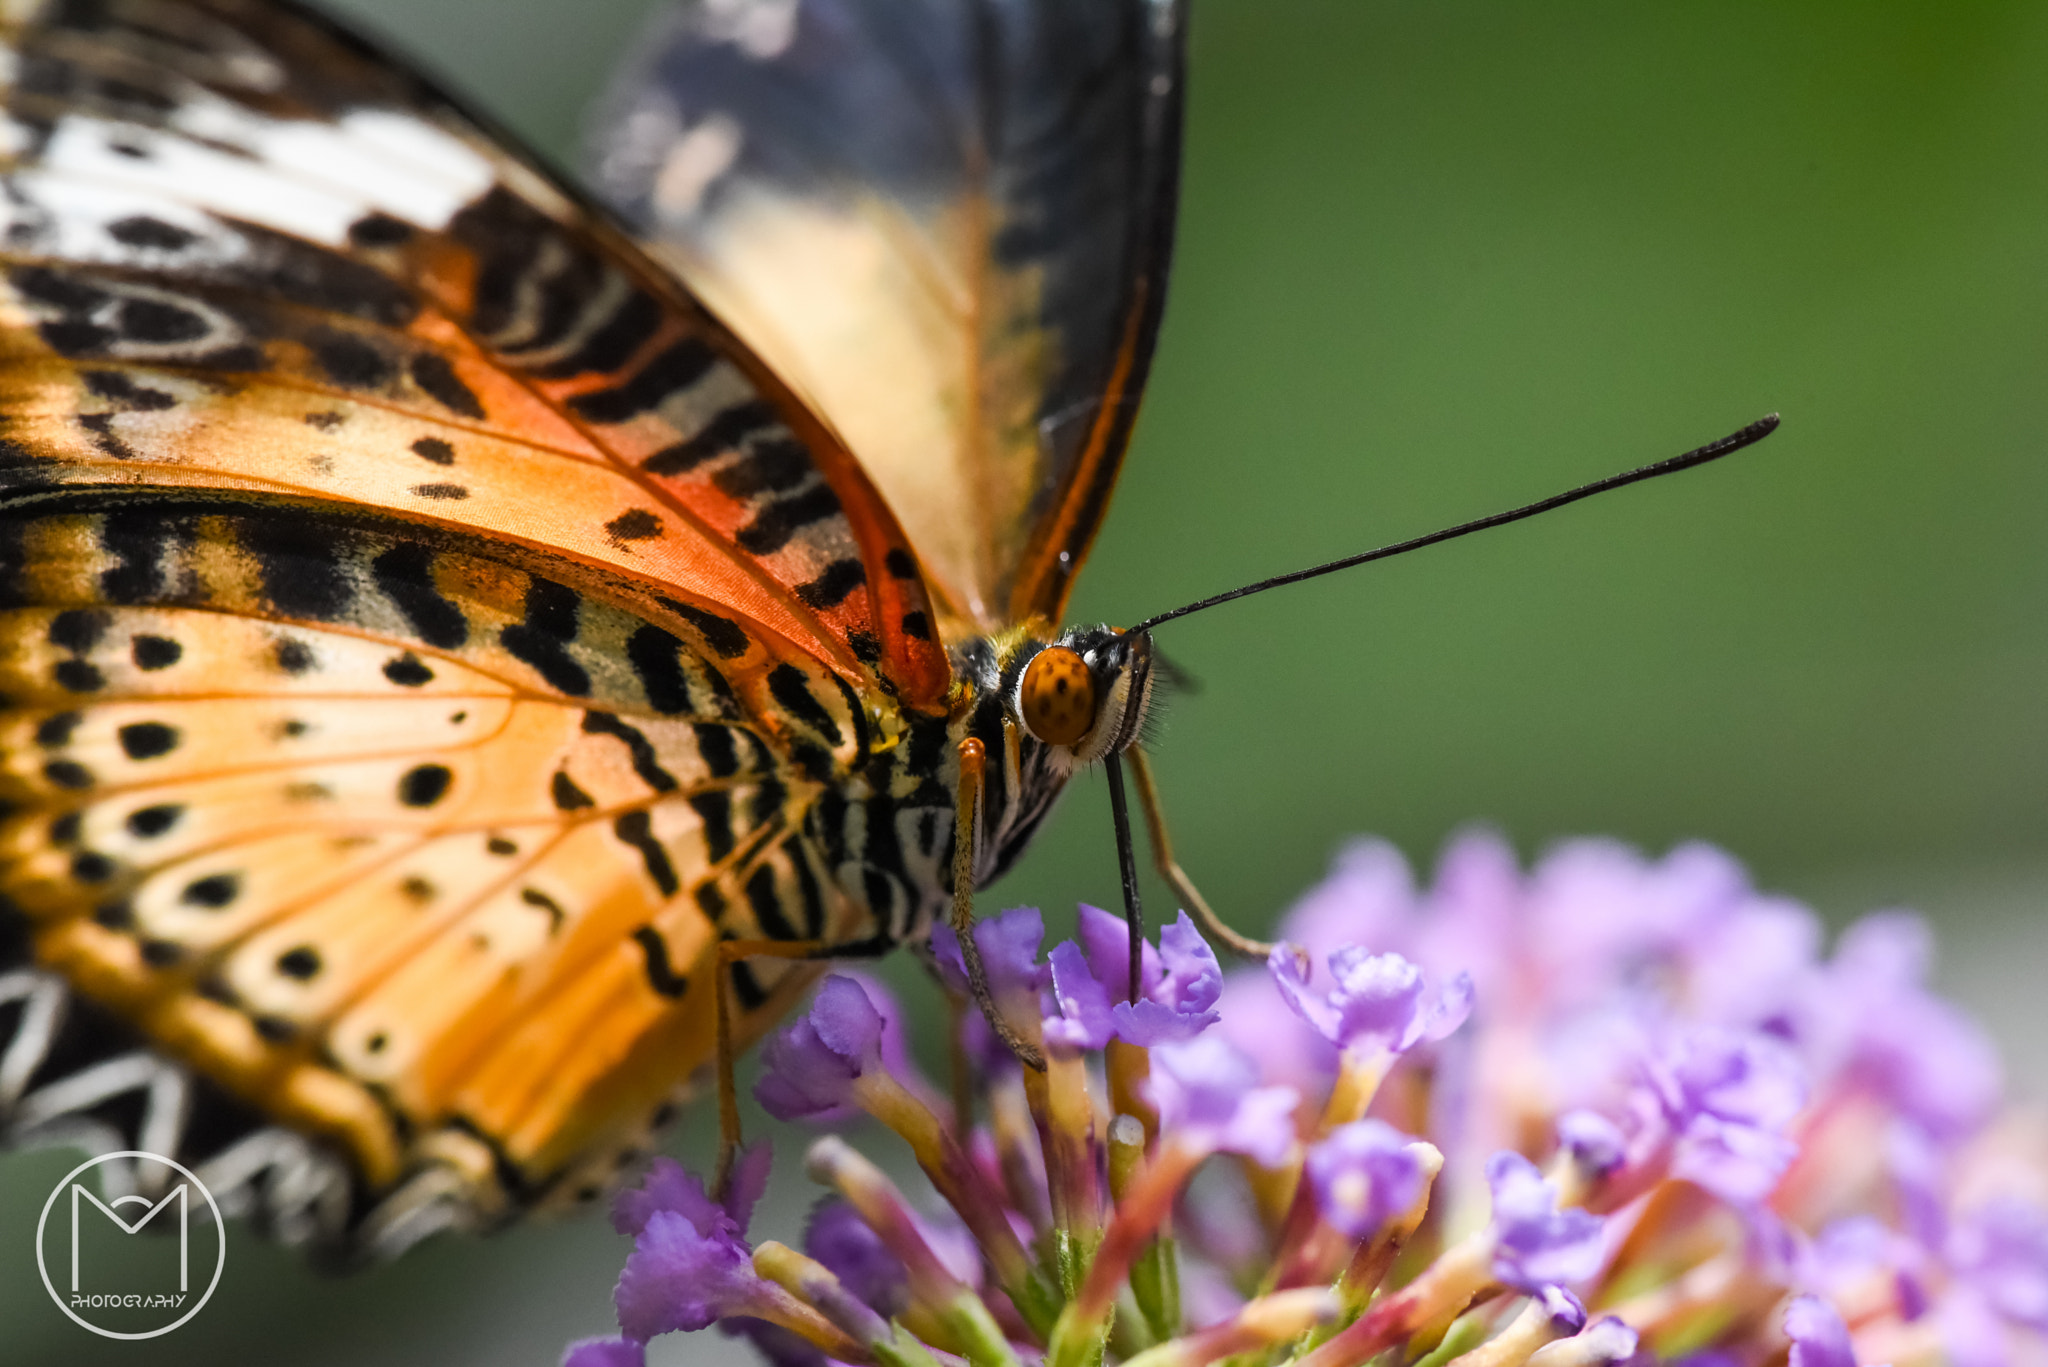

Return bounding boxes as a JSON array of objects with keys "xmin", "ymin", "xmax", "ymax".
[{"xmin": 6, "ymin": 0, "xmax": 2048, "ymax": 1361}]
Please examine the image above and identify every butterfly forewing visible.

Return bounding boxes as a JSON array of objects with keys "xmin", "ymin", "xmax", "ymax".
[{"xmin": 589, "ymin": 0, "xmax": 1187, "ymax": 632}]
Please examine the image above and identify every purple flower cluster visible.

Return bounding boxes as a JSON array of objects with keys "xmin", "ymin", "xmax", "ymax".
[{"xmin": 567, "ymin": 830, "xmax": 2046, "ymax": 1367}]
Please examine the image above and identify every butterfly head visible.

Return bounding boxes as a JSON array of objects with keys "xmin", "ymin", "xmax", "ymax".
[{"xmin": 1014, "ymin": 626, "xmax": 1155, "ymax": 765}]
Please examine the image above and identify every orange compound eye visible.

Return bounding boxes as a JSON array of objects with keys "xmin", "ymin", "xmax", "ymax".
[{"xmin": 1019, "ymin": 646, "xmax": 1097, "ymax": 747}]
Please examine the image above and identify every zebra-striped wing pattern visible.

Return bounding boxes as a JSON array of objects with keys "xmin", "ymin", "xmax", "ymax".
[
  {"xmin": 0, "ymin": 0, "xmax": 950, "ymax": 1253},
  {"xmin": 589, "ymin": 0, "xmax": 1188, "ymax": 633}
]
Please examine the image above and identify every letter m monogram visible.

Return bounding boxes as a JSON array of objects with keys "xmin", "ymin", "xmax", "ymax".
[{"xmin": 71, "ymin": 1182, "xmax": 189, "ymax": 1292}]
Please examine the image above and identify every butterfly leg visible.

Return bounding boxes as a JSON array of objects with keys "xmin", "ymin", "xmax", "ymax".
[
  {"xmin": 952, "ymin": 738, "xmax": 1046, "ymax": 1071},
  {"xmin": 1127, "ymin": 744, "xmax": 1276, "ymax": 960},
  {"xmin": 711, "ymin": 936, "xmax": 826, "ymax": 1194}
]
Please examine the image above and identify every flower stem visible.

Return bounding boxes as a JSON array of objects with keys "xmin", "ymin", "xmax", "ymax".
[
  {"xmin": 855, "ymin": 1071, "xmax": 1062, "ymax": 1338},
  {"xmin": 1048, "ymin": 1140, "xmax": 1208, "ymax": 1367},
  {"xmin": 1122, "ymin": 1289, "xmax": 1341, "ymax": 1367},
  {"xmin": 1293, "ymin": 1231, "xmax": 1498, "ymax": 1367}
]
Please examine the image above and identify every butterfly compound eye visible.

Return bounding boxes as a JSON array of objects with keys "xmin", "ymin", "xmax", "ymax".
[{"xmin": 1020, "ymin": 646, "xmax": 1097, "ymax": 747}]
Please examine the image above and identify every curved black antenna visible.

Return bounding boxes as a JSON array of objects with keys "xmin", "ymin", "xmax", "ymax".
[{"xmin": 1130, "ymin": 414, "xmax": 1780, "ymax": 634}]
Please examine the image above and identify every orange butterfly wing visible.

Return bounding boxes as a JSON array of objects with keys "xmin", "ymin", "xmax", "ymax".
[{"xmin": 0, "ymin": 0, "xmax": 951, "ymax": 1252}]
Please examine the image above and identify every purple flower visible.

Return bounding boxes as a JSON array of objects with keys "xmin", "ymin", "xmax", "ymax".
[
  {"xmin": 931, "ymin": 907, "xmax": 1051, "ymax": 1067},
  {"xmin": 1557, "ymin": 1110, "xmax": 1627, "ymax": 1178},
  {"xmin": 1145, "ymin": 1035, "xmax": 1300, "ymax": 1167},
  {"xmin": 1269, "ymin": 943, "xmax": 1472, "ymax": 1055},
  {"xmin": 804, "ymin": 1198, "xmax": 908, "ymax": 1317},
  {"xmin": 1538, "ymin": 1285, "xmax": 1589, "ymax": 1334},
  {"xmin": 1786, "ymin": 1295, "xmax": 1862, "ymax": 1367},
  {"xmin": 608, "ymin": 1148, "xmax": 786, "ymax": 1343},
  {"xmin": 1077, "ymin": 901, "xmax": 1162, "ymax": 993},
  {"xmin": 1826, "ymin": 913, "xmax": 2002, "ymax": 1141},
  {"xmin": 1648, "ymin": 1026, "xmax": 1805, "ymax": 1204},
  {"xmin": 1306, "ymin": 1119, "xmax": 1427, "ymax": 1237},
  {"xmin": 562, "ymin": 1338, "xmax": 644, "ymax": 1367},
  {"xmin": 613, "ymin": 1144, "xmax": 767, "ymax": 1240},
  {"xmin": 1044, "ymin": 908, "xmax": 1223, "ymax": 1049},
  {"xmin": 1567, "ymin": 1317, "xmax": 1643, "ymax": 1367},
  {"xmin": 1947, "ymin": 1198, "xmax": 2048, "ymax": 1331},
  {"xmin": 930, "ymin": 905, "xmax": 1050, "ymax": 999},
  {"xmin": 1044, "ymin": 939, "xmax": 1116, "ymax": 1051},
  {"xmin": 1115, "ymin": 911, "xmax": 1223, "ymax": 1045},
  {"xmin": 754, "ymin": 976, "xmax": 890, "ymax": 1122},
  {"xmin": 1487, "ymin": 1151, "xmax": 1607, "ymax": 1291},
  {"xmin": 615, "ymin": 1206, "xmax": 761, "ymax": 1340}
]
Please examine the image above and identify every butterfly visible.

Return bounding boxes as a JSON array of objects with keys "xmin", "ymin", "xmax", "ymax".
[{"xmin": 0, "ymin": 0, "xmax": 1195, "ymax": 1259}]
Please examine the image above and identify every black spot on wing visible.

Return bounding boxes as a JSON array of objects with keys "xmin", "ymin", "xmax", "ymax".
[
  {"xmin": 43, "ymin": 759, "xmax": 94, "ymax": 789},
  {"xmin": 613, "ymin": 810, "xmax": 679, "ymax": 896},
  {"xmin": 83, "ymin": 370, "xmax": 174, "ymax": 411},
  {"xmin": 690, "ymin": 790, "xmax": 735, "ymax": 864},
  {"xmin": 534, "ymin": 289, "xmax": 662, "ymax": 380},
  {"xmin": 551, "ymin": 771, "xmax": 595, "ymax": 811},
  {"xmin": 581, "ymin": 712, "xmax": 678, "ymax": 793},
  {"xmin": 70, "ymin": 847, "xmax": 115, "ymax": 882},
  {"xmin": 712, "ymin": 439, "xmax": 811, "ymax": 499},
  {"xmin": 181, "ymin": 872, "xmax": 239, "ymax": 908},
  {"xmin": 347, "ymin": 214, "xmax": 414, "ymax": 248},
  {"xmin": 767, "ymin": 665, "xmax": 843, "ymax": 746},
  {"xmin": 98, "ymin": 508, "xmax": 186, "ymax": 605},
  {"xmin": 694, "ymin": 724, "xmax": 738, "ymax": 779},
  {"xmin": 117, "ymin": 721, "xmax": 177, "ymax": 759},
  {"xmin": 409, "ymin": 483, "xmax": 469, "ymax": 500},
  {"xmin": 500, "ymin": 577, "xmax": 590, "ymax": 696},
  {"xmin": 276, "ymin": 946, "xmax": 321, "ymax": 980},
  {"xmin": 901, "ymin": 611, "xmax": 933, "ymax": 641},
  {"xmin": 38, "ymin": 669, "xmax": 99, "ymax": 722},
  {"xmin": 568, "ymin": 338, "xmax": 718, "ymax": 425},
  {"xmin": 274, "ymin": 637, "xmax": 316, "ymax": 674},
  {"xmin": 398, "ymin": 764, "xmax": 453, "ymax": 808},
  {"xmin": 736, "ymin": 486, "xmax": 843, "ymax": 556},
  {"xmin": 49, "ymin": 609, "xmax": 108, "ymax": 653},
  {"xmin": 246, "ymin": 519, "xmax": 352, "ymax": 621},
  {"xmin": 605, "ymin": 509, "xmax": 663, "ymax": 543},
  {"xmin": 642, "ymin": 400, "xmax": 778, "ymax": 476},
  {"xmin": 520, "ymin": 886, "xmax": 567, "ymax": 933},
  {"xmin": 625, "ymin": 624, "xmax": 691, "ymax": 714},
  {"xmin": 371, "ymin": 543, "xmax": 468, "ymax": 650},
  {"xmin": 885, "ymin": 548, "xmax": 918, "ymax": 579},
  {"xmin": 632, "ymin": 926, "xmax": 690, "ymax": 999},
  {"xmin": 657, "ymin": 598, "xmax": 749, "ymax": 659},
  {"xmin": 795, "ymin": 559, "xmax": 866, "ymax": 610},
  {"xmin": 108, "ymin": 215, "xmax": 197, "ymax": 250},
  {"xmin": 784, "ymin": 837, "xmax": 826, "ymax": 940},
  {"xmin": 745, "ymin": 862, "xmax": 799, "ymax": 941},
  {"xmin": 311, "ymin": 331, "xmax": 395, "ymax": 391},
  {"xmin": 383, "ymin": 653, "xmax": 433, "ymax": 687},
  {"xmin": 36, "ymin": 711, "xmax": 81, "ymax": 747},
  {"xmin": 410, "ymin": 436, "xmax": 455, "ymax": 465},
  {"xmin": 408, "ymin": 352, "xmax": 485, "ymax": 418},
  {"xmin": 130, "ymin": 634, "xmax": 181, "ymax": 670},
  {"xmin": 126, "ymin": 803, "xmax": 182, "ymax": 837},
  {"xmin": 729, "ymin": 958, "xmax": 768, "ymax": 1011},
  {"xmin": 79, "ymin": 414, "xmax": 137, "ymax": 460}
]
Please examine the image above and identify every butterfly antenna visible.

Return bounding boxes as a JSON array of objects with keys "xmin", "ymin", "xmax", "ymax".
[{"xmin": 1130, "ymin": 413, "xmax": 1780, "ymax": 634}]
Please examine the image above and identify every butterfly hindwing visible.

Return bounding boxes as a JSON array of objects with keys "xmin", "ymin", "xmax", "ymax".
[
  {"xmin": 0, "ymin": 501, "xmax": 855, "ymax": 1250},
  {"xmin": 589, "ymin": 0, "xmax": 1188, "ymax": 631}
]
